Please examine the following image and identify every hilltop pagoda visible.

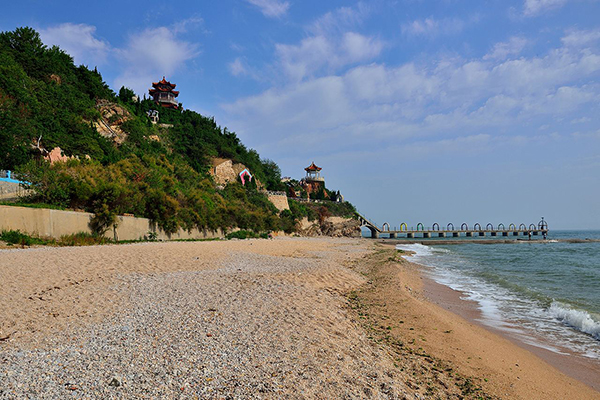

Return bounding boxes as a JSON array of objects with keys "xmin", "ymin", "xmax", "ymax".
[
  {"xmin": 300, "ymin": 162, "xmax": 326, "ymax": 196},
  {"xmin": 149, "ymin": 77, "xmax": 179, "ymax": 109},
  {"xmin": 304, "ymin": 162, "xmax": 324, "ymax": 182}
]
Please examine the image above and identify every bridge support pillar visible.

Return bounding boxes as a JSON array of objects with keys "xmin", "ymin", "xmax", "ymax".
[
  {"xmin": 453, "ymin": 232, "xmax": 459, "ymax": 237},
  {"xmin": 423, "ymin": 232, "xmax": 431, "ymax": 238},
  {"xmin": 438, "ymin": 232, "xmax": 445, "ymax": 238},
  {"xmin": 389, "ymin": 232, "xmax": 397, "ymax": 239},
  {"xmin": 407, "ymin": 233, "xmax": 414, "ymax": 238},
  {"xmin": 466, "ymin": 232, "xmax": 473, "ymax": 237}
]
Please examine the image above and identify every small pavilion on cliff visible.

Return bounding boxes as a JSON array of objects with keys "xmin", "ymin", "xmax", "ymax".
[
  {"xmin": 304, "ymin": 162, "xmax": 324, "ymax": 182},
  {"xmin": 149, "ymin": 77, "xmax": 179, "ymax": 109},
  {"xmin": 300, "ymin": 162, "xmax": 325, "ymax": 196}
]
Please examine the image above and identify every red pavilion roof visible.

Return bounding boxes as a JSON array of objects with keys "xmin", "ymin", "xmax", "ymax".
[
  {"xmin": 304, "ymin": 162, "xmax": 322, "ymax": 172},
  {"xmin": 152, "ymin": 77, "xmax": 177, "ymax": 89}
]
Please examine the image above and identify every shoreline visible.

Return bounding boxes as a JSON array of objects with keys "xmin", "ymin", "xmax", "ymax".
[
  {"xmin": 361, "ymin": 242, "xmax": 600, "ymax": 398},
  {"xmin": 377, "ymin": 238, "xmax": 600, "ymax": 245},
  {"xmin": 378, "ymin": 242, "xmax": 600, "ymax": 394},
  {"xmin": 421, "ymin": 268, "xmax": 600, "ymax": 392}
]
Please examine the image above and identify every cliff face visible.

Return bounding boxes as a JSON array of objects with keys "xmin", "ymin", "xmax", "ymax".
[
  {"xmin": 297, "ymin": 216, "xmax": 361, "ymax": 238},
  {"xmin": 93, "ymin": 100, "xmax": 132, "ymax": 144}
]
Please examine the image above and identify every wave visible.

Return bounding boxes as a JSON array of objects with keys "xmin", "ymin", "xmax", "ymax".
[{"xmin": 548, "ymin": 302, "xmax": 600, "ymax": 340}]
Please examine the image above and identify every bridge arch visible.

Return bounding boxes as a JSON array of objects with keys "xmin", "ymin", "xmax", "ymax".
[
  {"xmin": 432, "ymin": 223, "xmax": 440, "ymax": 231},
  {"xmin": 416, "ymin": 223, "xmax": 424, "ymax": 231},
  {"xmin": 529, "ymin": 223, "xmax": 536, "ymax": 231},
  {"xmin": 538, "ymin": 219, "xmax": 548, "ymax": 229},
  {"xmin": 519, "ymin": 223, "xmax": 527, "ymax": 230},
  {"xmin": 474, "ymin": 223, "xmax": 482, "ymax": 231},
  {"xmin": 509, "ymin": 223, "xmax": 516, "ymax": 230},
  {"xmin": 447, "ymin": 223, "xmax": 455, "ymax": 231},
  {"xmin": 498, "ymin": 223, "xmax": 506, "ymax": 230},
  {"xmin": 461, "ymin": 223, "xmax": 468, "ymax": 230},
  {"xmin": 486, "ymin": 223, "xmax": 494, "ymax": 230},
  {"xmin": 400, "ymin": 223, "xmax": 408, "ymax": 231},
  {"xmin": 382, "ymin": 222, "xmax": 390, "ymax": 232}
]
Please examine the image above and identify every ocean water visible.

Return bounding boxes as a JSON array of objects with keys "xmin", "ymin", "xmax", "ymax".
[{"xmin": 394, "ymin": 230, "xmax": 600, "ymax": 360}]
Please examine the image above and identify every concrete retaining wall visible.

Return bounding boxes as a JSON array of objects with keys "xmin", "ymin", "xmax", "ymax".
[{"xmin": 0, "ymin": 205, "xmax": 224, "ymax": 241}]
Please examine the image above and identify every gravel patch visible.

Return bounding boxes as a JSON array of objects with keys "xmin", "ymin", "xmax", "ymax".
[{"xmin": 1, "ymin": 248, "xmax": 411, "ymax": 399}]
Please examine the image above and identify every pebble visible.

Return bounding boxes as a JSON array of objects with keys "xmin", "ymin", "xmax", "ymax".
[{"xmin": 0, "ymin": 248, "xmax": 407, "ymax": 398}]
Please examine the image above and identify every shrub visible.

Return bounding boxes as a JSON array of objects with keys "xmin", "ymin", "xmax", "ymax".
[
  {"xmin": 58, "ymin": 232, "xmax": 110, "ymax": 246},
  {"xmin": 226, "ymin": 230, "xmax": 261, "ymax": 240},
  {"xmin": 0, "ymin": 229, "xmax": 45, "ymax": 246}
]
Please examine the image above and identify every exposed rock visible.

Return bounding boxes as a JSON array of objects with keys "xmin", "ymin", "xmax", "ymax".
[
  {"xmin": 49, "ymin": 74, "xmax": 61, "ymax": 84},
  {"xmin": 93, "ymin": 100, "xmax": 132, "ymax": 144},
  {"xmin": 297, "ymin": 216, "xmax": 361, "ymax": 238},
  {"xmin": 210, "ymin": 158, "xmax": 263, "ymax": 189}
]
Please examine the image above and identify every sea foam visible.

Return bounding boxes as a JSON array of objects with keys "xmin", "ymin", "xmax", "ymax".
[{"xmin": 548, "ymin": 302, "xmax": 600, "ymax": 340}]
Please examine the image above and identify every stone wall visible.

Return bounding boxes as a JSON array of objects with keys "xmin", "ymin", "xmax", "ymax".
[
  {"xmin": 0, "ymin": 205, "xmax": 224, "ymax": 241},
  {"xmin": 267, "ymin": 194, "xmax": 290, "ymax": 211}
]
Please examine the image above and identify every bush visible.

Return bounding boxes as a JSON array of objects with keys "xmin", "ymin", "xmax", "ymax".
[
  {"xmin": 58, "ymin": 232, "xmax": 110, "ymax": 246},
  {"xmin": 0, "ymin": 229, "xmax": 44, "ymax": 246},
  {"xmin": 226, "ymin": 230, "xmax": 261, "ymax": 240}
]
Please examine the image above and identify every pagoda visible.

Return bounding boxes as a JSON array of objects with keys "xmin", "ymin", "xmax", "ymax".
[
  {"xmin": 149, "ymin": 77, "xmax": 179, "ymax": 109},
  {"xmin": 304, "ymin": 162, "xmax": 324, "ymax": 182},
  {"xmin": 300, "ymin": 162, "xmax": 325, "ymax": 196}
]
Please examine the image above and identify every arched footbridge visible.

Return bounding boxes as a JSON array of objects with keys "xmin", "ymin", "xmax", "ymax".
[{"xmin": 355, "ymin": 212, "xmax": 549, "ymax": 239}]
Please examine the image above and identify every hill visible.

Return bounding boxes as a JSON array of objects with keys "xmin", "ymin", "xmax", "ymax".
[{"xmin": 0, "ymin": 27, "xmax": 355, "ymax": 236}]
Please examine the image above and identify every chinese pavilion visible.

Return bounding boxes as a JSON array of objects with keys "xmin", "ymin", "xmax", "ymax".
[
  {"xmin": 301, "ymin": 162, "xmax": 325, "ymax": 196},
  {"xmin": 149, "ymin": 77, "xmax": 179, "ymax": 109},
  {"xmin": 304, "ymin": 162, "xmax": 324, "ymax": 182}
]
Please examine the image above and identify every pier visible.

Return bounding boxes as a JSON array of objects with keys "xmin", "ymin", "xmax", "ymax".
[{"xmin": 356, "ymin": 213, "xmax": 549, "ymax": 239}]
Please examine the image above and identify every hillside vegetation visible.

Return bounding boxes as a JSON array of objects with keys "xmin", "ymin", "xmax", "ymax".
[{"xmin": 0, "ymin": 27, "xmax": 355, "ymax": 235}]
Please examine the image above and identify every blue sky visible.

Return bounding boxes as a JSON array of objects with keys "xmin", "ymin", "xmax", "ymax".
[{"xmin": 3, "ymin": 0, "xmax": 600, "ymax": 229}]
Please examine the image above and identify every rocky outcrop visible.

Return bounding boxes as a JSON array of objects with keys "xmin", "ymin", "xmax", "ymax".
[
  {"xmin": 297, "ymin": 216, "xmax": 361, "ymax": 238},
  {"xmin": 93, "ymin": 100, "xmax": 132, "ymax": 144},
  {"xmin": 211, "ymin": 158, "xmax": 263, "ymax": 190}
]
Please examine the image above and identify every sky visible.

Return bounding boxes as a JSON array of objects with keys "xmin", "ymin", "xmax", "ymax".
[{"xmin": 2, "ymin": 0, "xmax": 600, "ymax": 230}]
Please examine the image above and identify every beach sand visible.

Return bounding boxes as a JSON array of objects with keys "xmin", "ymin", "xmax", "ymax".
[{"xmin": 0, "ymin": 237, "xmax": 598, "ymax": 398}]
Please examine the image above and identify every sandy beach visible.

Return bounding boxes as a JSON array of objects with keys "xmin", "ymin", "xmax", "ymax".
[{"xmin": 1, "ymin": 237, "xmax": 599, "ymax": 398}]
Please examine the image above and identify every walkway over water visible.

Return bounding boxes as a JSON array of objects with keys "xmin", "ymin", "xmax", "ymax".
[{"xmin": 356, "ymin": 212, "xmax": 549, "ymax": 239}]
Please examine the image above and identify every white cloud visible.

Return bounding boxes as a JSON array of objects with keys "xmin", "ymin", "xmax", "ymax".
[
  {"xmin": 39, "ymin": 23, "xmax": 110, "ymax": 66},
  {"xmin": 571, "ymin": 116, "xmax": 592, "ymax": 124},
  {"xmin": 229, "ymin": 57, "xmax": 247, "ymax": 77},
  {"xmin": 223, "ymin": 39, "xmax": 600, "ymax": 157},
  {"xmin": 523, "ymin": 0, "xmax": 570, "ymax": 16},
  {"xmin": 245, "ymin": 0, "xmax": 290, "ymax": 18},
  {"xmin": 275, "ymin": 32, "xmax": 383, "ymax": 81},
  {"xmin": 484, "ymin": 37, "xmax": 529, "ymax": 60},
  {"xmin": 561, "ymin": 29, "xmax": 600, "ymax": 47},
  {"xmin": 114, "ymin": 27, "xmax": 199, "ymax": 95},
  {"xmin": 308, "ymin": 3, "xmax": 370, "ymax": 36},
  {"xmin": 401, "ymin": 17, "xmax": 464, "ymax": 37}
]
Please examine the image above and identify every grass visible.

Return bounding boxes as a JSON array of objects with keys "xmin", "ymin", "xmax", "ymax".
[
  {"xmin": 0, "ymin": 201, "xmax": 67, "ymax": 211},
  {"xmin": 0, "ymin": 230, "xmax": 114, "ymax": 248},
  {"xmin": 0, "ymin": 230, "xmax": 47, "ymax": 246}
]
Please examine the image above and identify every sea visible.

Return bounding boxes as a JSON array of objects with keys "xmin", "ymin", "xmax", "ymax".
[{"xmin": 393, "ymin": 230, "xmax": 600, "ymax": 361}]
